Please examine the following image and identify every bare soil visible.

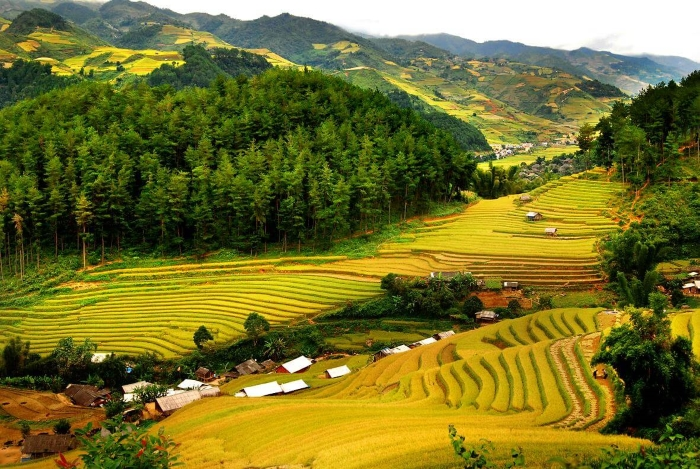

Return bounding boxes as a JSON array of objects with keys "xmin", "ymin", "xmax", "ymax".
[{"xmin": 0, "ymin": 387, "xmax": 103, "ymax": 465}]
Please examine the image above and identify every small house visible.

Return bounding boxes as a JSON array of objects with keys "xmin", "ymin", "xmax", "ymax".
[
  {"xmin": 409, "ymin": 337, "xmax": 437, "ymax": 348},
  {"xmin": 177, "ymin": 379, "xmax": 204, "ymax": 390},
  {"xmin": 276, "ymin": 356, "xmax": 313, "ymax": 374},
  {"xmin": 503, "ymin": 281, "xmax": 520, "ymax": 291},
  {"xmin": 195, "ymin": 367, "xmax": 216, "ymax": 383},
  {"xmin": 526, "ymin": 211, "xmax": 543, "ymax": 221},
  {"xmin": 235, "ymin": 359, "xmax": 263, "ymax": 376},
  {"xmin": 21, "ymin": 435, "xmax": 77, "ymax": 461},
  {"xmin": 475, "ymin": 310, "xmax": 498, "ymax": 322},
  {"xmin": 519, "ymin": 194, "xmax": 532, "ymax": 203},
  {"xmin": 122, "ymin": 381, "xmax": 151, "ymax": 394},
  {"xmin": 261, "ymin": 359, "xmax": 276, "ymax": 371},
  {"xmin": 155, "ymin": 390, "xmax": 202, "ymax": 416},
  {"xmin": 240, "ymin": 381, "xmax": 283, "ymax": 397},
  {"xmin": 373, "ymin": 345, "xmax": 411, "ymax": 362},
  {"xmin": 326, "ymin": 365, "xmax": 351, "ymax": 379},
  {"xmin": 682, "ymin": 281, "xmax": 700, "ymax": 295},
  {"xmin": 688, "ymin": 271, "xmax": 698, "ymax": 278},
  {"xmin": 544, "ymin": 227, "xmax": 558, "ymax": 236},
  {"xmin": 433, "ymin": 330, "xmax": 456, "ymax": 341},
  {"xmin": 280, "ymin": 379, "xmax": 309, "ymax": 394},
  {"xmin": 64, "ymin": 384, "xmax": 110, "ymax": 407}
]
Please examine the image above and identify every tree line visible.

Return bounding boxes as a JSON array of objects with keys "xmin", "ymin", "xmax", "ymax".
[
  {"xmin": 579, "ymin": 70, "xmax": 700, "ymax": 189},
  {"xmin": 0, "ymin": 66, "xmax": 475, "ymax": 273}
]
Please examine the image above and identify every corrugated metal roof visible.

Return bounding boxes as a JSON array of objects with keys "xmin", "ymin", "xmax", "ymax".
[
  {"xmin": 243, "ymin": 381, "xmax": 283, "ymax": 397},
  {"xmin": 526, "ymin": 211, "xmax": 539, "ymax": 217},
  {"xmin": 280, "ymin": 356, "xmax": 313, "ymax": 373},
  {"xmin": 177, "ymin": 379, "xmax": 204, "ymax": 389},
  {"xmin": 476, "ymin": 310, "xmax": 498, "ymax": 320},
  {"xmin": 156, "ymin": 390, "xmax": 201, "ymax": 413},
  {"xmin": 122, "ymin": 381, "xmax": 151, "ymax": 394},
  {"xmin": 390, "ymin": 345, "xmax": 411, "ymax": 354},
  {"xmin": 280, "ymin": 379, "xmax": 309, "ymax": 393},
  {"xmin": 326, "ymin": 365, "xmax": 351, "ymax": 378},
  {"xmin": 416, "ymin": 337, "xmax": 437, "ymax": 346},
  {"xmin": 434, "ymin": 330, "xmax": 456, "ymax": 340},
  {"xmin": 544, "ymin": 227, "xmax": 558, "ymax": 233}
]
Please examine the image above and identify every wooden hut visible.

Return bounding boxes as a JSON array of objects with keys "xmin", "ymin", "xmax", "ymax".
[
  {"xmin": 475, "ymin": 310, "xmax": 498, "ymax": 322},
  {"xmin": 519, "ymin": 194, "xmax": 532, "ymax": 203},
  {"xmin": 22, "ymin": 435, "xmax": 77, "ymax": 461},
  {"xmin": 503, "ymin": 281, "xmax": 520, "ymax": 291},
  {"xmin": 526, "ymin": 211, "xmax": 543, "ymax": 221},
  {"xmin": 195, "ymin": 367, "xmax": 216, "ymax": 383},
  {"xmin": 544, "ymin": 227, "xmax": 558, "ymax": 236},
  {"xmin": 64, "ymin": 384, "xmax": 110, "ymax": 407},
  {"xmin": 155, "ymin": 390, "xmax": 202, "ymax": 416},
  {"xmin": 235, "ymin": 359, "xmax": 263, "ymax": 376}
]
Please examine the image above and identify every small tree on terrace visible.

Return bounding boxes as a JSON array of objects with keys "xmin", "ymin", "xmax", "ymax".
[
  {"xmin": 193, "ymin": 325, "xmax": 213, "ymax": 349},
  {"xmin": 592, "ymin": 294, "xmax": 698, "ymax": 429},
  {"xmin": 244, "ymin": 313, "xmax": 270, "ymax": 346}
]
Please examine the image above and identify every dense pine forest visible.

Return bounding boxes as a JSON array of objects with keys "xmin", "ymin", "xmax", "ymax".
[{"xmin": 0, "ymin": 67, "xmax": 475, "ymax": 271}]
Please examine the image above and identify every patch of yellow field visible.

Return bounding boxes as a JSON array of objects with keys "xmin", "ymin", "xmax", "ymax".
[
  {"xmin": 17, "ymin": 40, "xmax": 40, "ymax": 52},
  {"xmin": 312, "ymin": 43, "xmax": 327, "ymax": 50},
  {"xmin": 384, "ymin": 60, "xmax": 398, "ymax": 66},
  {"xmin": 0, "ymin": 23, "xmax": 8, "ymax": 32},
  {"xmin": 332, "ymin": 40, "xmax": 360, "ymax": 53},
  {"xmin": 246, "ymin": 48, "xmax": 298, "ymax": 68},
  {"xmin": 28, "ymin": 31, "xmax": 72, "ymax": 44}
]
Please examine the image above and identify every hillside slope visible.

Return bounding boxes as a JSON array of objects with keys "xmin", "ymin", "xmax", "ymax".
[{"xmin": 402, "ymin": 33, "xmax": 698, "ymax": 94}]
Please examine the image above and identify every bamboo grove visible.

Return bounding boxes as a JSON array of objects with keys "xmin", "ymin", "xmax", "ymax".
[{"xmin": 0, "ymin": 67, "xmax": 476, "ymax": 271}]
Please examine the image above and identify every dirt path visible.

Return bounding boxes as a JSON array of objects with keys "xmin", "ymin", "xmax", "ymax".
[{"xmin": 548, "ymin": 335, "xmax": 612, "ymax": 431}]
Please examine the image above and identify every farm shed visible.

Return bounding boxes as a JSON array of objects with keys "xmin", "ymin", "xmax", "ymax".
[
  {"xmin": 277, "ymin": 356, "xmax": 313, "ymax": 374},
  {"xmin": 261, "ymin": 359, "xmax": 276, "ymax": 371},
  {"xmin": 503, "ymin": 281, "xmax": 520, "ymax": 291},
  {"xmin": 64, "ymin": 384, "xmax": 110, "ymax": 407},
  {"xmin": 373, "ymin": 345, "xmax": 411, "ymax": 362},
  {"xmin": 682, "ymin": 281, "xmax": 700, "ymax": 295},
  {"xmin": 21, "ymin": 435, "xmax": 77, "ymax": 461},
  {"xmin": 240, "ymin": 381, "xmax": 283, "ymax": 397},
  {"xmin": 280, "ymin": 379, "xmax": 309, "ymax": 394},
  {"xmin": 177, "ymin": 379, "xmax": 204, "ymax": 390},
  {"xmin": 409, "ymin": 337, "xmax": 437, "ymax": 348},
  {"xmin": 156, "ymin": 390, "xmax": 202, "ymax": 415},
  {"xmin": 326, "ymin": 365, "xmax": 351, "ymax": 378},
  {"xmin": 526, "ymin": 211, "xmax": 543, "ymax": 221},
  {"xmin": 91, "ymin": 353, "xmax": 110, "ymax": 363},
  {"xmin": 544, "ymin": 227, "xmax": 558, "ymax": 236},
  {"xmin": 519, "ymin": 194, "xmax": 532, "ymax": 203},
  {"xmin": 235, "ymin": 359, "xmax": 263, "ymax": 375},
  {"xmin": 433, "ymin": 330, "xmax": 456, "ymax": 341},
  {"xmin": 122, "ymin": 381, "xmax": 151, "ymax": 394},
  {"xmin": 195, "ymin": 367, "xmax": 216, "ymax": 382},
  {"xmin": 476, "ymin": 310, "xmax": 498, "ymax": 322}
]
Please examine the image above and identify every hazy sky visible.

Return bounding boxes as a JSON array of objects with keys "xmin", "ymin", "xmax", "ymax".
[{"xmin": 142, "ymin": 0, "xmax": 700, "ymax": 62}]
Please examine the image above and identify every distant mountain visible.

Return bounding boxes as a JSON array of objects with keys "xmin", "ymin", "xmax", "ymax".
[{"xmin": 399, "ymin": 33, "xmax": 696, "ymax": 94}]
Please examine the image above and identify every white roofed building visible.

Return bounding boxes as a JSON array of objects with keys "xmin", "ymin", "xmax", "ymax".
[
  {"xmin": 280, "ymin": 380, "xmax": 309, "ymax": 394},
  {"xmin": 325, "ymin": 365, "xmax": 351, "ymax": 378},
  {"xmin": 276, "ymin": 356, "xmax": 313, "ymax": 374},
  {"xmin": 241, "ymin": 381, "xmax": 283, "ymax": 397}
]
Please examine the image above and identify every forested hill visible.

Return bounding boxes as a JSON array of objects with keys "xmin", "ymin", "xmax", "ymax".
[{"xmin": 0, "ymin": 68, "xmax": 474, "ymax": 261}]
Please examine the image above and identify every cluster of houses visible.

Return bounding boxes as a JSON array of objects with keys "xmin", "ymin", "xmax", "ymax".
[
  {"xmin": 233, "ymin": 355, "xmax": 351, "ymax": 398},
  {"xmin": 373, "ymin": 330, "xmax": 455, "ymax": 362},
  {"xmin": 489, "ymin": 143, "xmax": 535, "ymax": 159},
  {"xmin": 682, "ymin": 272, "xmax": 700, "ymax": 295}
]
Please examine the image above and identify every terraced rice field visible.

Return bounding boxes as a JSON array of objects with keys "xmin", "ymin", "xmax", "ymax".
[
  {"xmin": 0, "ymin": 273, "xmax": 380, "ymax": 357},
  {"xmin": 671, "ymin": 309, "xmax": 700, "ymax": 359},
  {"xmin": 286, "ymin": 173, "xmax": 622, "ymax": 286},
  {"xmin": 122, "ymin": 310, "xmax": 637, "ymax": 468}
]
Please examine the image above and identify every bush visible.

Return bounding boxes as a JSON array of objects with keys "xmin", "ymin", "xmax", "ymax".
[
  {"xmin": 55, "ymin": 418, "xmax": 180, "ymax": 468},
  {"xmin": 53, "ymin": 418, "xmax": 71, "ymax": 435},
  {"xmin": 104, "ymin": 394, "xmax": 127, "ymax": 419},
  {"xmin": 462, "ymin": 296, "xmax": 483, "ymax": 319}
]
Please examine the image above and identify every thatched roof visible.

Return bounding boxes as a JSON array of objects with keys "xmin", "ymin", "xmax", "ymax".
[
  {"xmin": 235, "ymin": 359, "xmax": 263, "ymax": 375},
  {"xmin": 22, "ymin": 435, "xmax": 77, "ymax": 455},
  {"xmin": 64, "ymin": 384, "xmax": 108, "ymax": 407}
]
